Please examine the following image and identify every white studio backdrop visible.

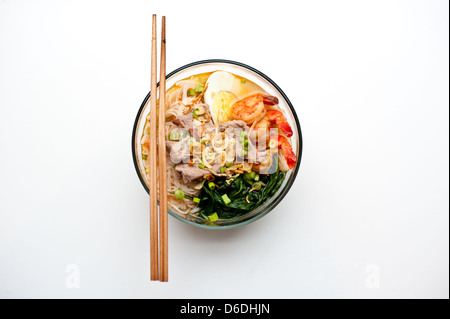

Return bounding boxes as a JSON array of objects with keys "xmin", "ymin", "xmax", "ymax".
[{"xmin": 0, "ymin": 0, "xmax": 448, "ymax": 299}]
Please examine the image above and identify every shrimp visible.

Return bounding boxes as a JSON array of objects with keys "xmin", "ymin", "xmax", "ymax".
[
  {"xmin": 265, "ymin": 110, "xmax": 293, "ymax": 138},
  {"xmin": 231, "ymin": 94, "xmax": 278, "ymax": 125},
  {"xmin": 269, "ymin": 135, "xmax": 297, "ymax": 169},
  {"xmin": 250, "ymin": 109, "xmax": 293, "ymax": 145},
  {"xmin": 232, "ymin": 93, "xmax": 297, "ymax": 170}
]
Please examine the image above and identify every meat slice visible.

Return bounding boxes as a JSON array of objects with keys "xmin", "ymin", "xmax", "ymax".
[
  {"xmin": 174, "ymin": 164, "xmax": 209, "ymax": 184},
  {"xmin": 165, "ymin": 140, "xmax": 177, "ymax": 152},
  {"xmin": 172, "ymin": 111, "xmax": 195, "ymax": 134},
  {"xmin": 166, "ymin": 140, "xmax": 190, "ymax": 164},
  {"xmin": 218, "ymin": 120, "xmax": 248, "ymax": 132},
  {"xmin": 248, "ymin": 147, "xmax": 269, "ymax": 164}
]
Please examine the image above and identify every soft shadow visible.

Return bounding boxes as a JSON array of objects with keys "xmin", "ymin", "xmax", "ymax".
[{"xmin": 170, "ymin": 217, "xmax": 266, "ymax": 244}]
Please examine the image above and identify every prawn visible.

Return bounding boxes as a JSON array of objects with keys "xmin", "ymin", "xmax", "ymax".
[
  {"xmin": 231, "ymin": 94, "xmax": 278, "ymax": 125},
  {"xmin": 250, "ymin": 109, "xmax": 293, "ymax": 146},
  {"xmin": 265, "ymin": 110, "xmax": 293, "ymax": 138},
  {"xmin": 269, "ymin": 135, "xmax": 297, "ymax": 169}
]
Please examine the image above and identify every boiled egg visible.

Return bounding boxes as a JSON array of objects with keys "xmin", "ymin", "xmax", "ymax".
[{"xmin": 204, "ymin": 71, "xmax": 244, "ymax": 124}]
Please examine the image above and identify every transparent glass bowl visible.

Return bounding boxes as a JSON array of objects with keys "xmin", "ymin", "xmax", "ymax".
[{"xmin": 132, "ymin": 60, "xmax": 303, "ymax": 229}]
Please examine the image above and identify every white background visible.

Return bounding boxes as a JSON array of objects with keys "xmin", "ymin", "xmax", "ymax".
[{"xmin": 0, "ymin": 0, "xmax": 448, "ymax": 299}]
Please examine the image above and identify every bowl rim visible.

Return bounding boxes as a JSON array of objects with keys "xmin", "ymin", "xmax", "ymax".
[{"xmin": 132, "ymin": 59, "xmax": 303, "ymax": 230}]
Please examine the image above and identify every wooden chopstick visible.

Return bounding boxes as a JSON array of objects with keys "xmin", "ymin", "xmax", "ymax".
[
  {"xmin": 149, "ymin": 14, "xmax": 159, "ymax": 281},
  {"xmin": 158, "ymin": 16, "xmax": 168, "ymax": 282}
]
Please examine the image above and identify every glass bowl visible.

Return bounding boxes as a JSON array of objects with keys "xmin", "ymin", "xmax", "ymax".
[{"xmin": 132, "ymin": 60, "xmax": 303, "ymax": 229}]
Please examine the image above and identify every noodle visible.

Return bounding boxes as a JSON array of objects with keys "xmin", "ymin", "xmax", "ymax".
[{"xmin": 144, "ymin": 83, "xmax": 204, "ymax": 217}]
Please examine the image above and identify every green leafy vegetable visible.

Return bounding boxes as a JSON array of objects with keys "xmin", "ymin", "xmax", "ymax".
[{"xmin": 198, "ymin": 160, "xmax": 285, "ymax": 220}]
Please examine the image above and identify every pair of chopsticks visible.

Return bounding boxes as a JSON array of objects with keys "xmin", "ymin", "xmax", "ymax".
[{"xmin": 149, "ymin": 14, "xmax": 168, "ymax": 282}]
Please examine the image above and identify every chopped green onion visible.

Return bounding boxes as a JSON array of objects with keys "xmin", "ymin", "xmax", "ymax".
[
  {"xmin": 194, "ymin": 106, "xmax": 205, "ymax": 115},
  {"xmin": 240, "ymin": 130, "xmax": 247, "ymax": 137},
  {"xmin": 239, "ymin": 136, "xmax": 245, "ymax": 143},
  {"xmin": 174, "ymin": 189, "xmax": 185, "ymax": 200},
  {"xmin": 193, "ymin": 197, "xmax": 201, "ymax": 203},
  {"xmin": 142, "ymin": 155, "xmax": 148, "ymax": 160},
  {"xmin": 226, "ymin": 162, "xmax": 234, "ymax": 168},
  {"xmin": 243, "ymin": 139, "xmax": 249, "ymax": 147},
  {"xmin": 208, "ymin": 213, "xmax": 219, "ymax": 222},
  {"xmin": 195, "ymin": 86, "xmax": 204, "ymax": 93},
  {"xmin": 254, "ymin": 174, "xmax": 260, "ymax": 181},
  {"xmin": 187, "ymin": 89, "xmax": 196, "ymax": 96},
  {"xmin": 241, "ymin": 78, "xmax": 247, "ymax": 83},
  {"xmin": 169, "ymin": 130, "xmax": 180, "ymax": 141},
  {"xmin": 220, "ymin": 167, "xmax": 226, "ymax": 173},
  {"xmin": 193, "ymin": 109, "xmax": 199, "ymax": 118},
  {"xmin": 252, "ymin": 182, "xmax": 262, "ymax": 190},
  {"xmin": 198, "ymin": 163, "xmax": 205, "ymax": 169},
  {"xmin": 243, "ymin": 171, "xmax": 256, "ymax": 182},
  {"xmin": 187, "ymin": 138, "xmax": 195, "ymax": 146},
  {"xmin": 242, "ymin": 149, "xmax": 248, "ymax": 157},
  {"xmin": 200, "ymin": 138, "xmax": 208, "ymax": 144},
  {"xmin": 222, "ymin": 194, "xmax": 231, "ymax": 205},
  {"xmin": 208, "ymin": 182, "xmax": 215, "ymax": 190}
]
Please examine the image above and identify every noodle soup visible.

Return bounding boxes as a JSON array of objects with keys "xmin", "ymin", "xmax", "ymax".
[{"xmin": 140, "ymin": 70, "xmax": 298, "ymax": 225}]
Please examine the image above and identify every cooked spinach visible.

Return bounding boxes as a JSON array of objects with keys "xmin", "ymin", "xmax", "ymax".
[{"xmin": 199, "ymin": 167, "xmax": 286, "ymax": 220}]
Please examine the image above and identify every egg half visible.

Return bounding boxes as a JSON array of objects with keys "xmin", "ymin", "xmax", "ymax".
[{"xmin": 204, "ymin": 71, "xmax": 246, "ymax": 124}]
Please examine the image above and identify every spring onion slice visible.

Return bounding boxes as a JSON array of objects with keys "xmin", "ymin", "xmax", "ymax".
[
  {"xmin": 208, "ymin": 213, "xmax": 219, "ymax": 222},
  {"xmin": 169, "ymin": 130, "xmax": 180, "ymax": 141},
  {"xmin": 174, "ymin": 189, "xmax": 185, "ymax": 200},
  {"xmin": 222, "ymin": 194, "xmax": 231, "ymax": 205}
]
